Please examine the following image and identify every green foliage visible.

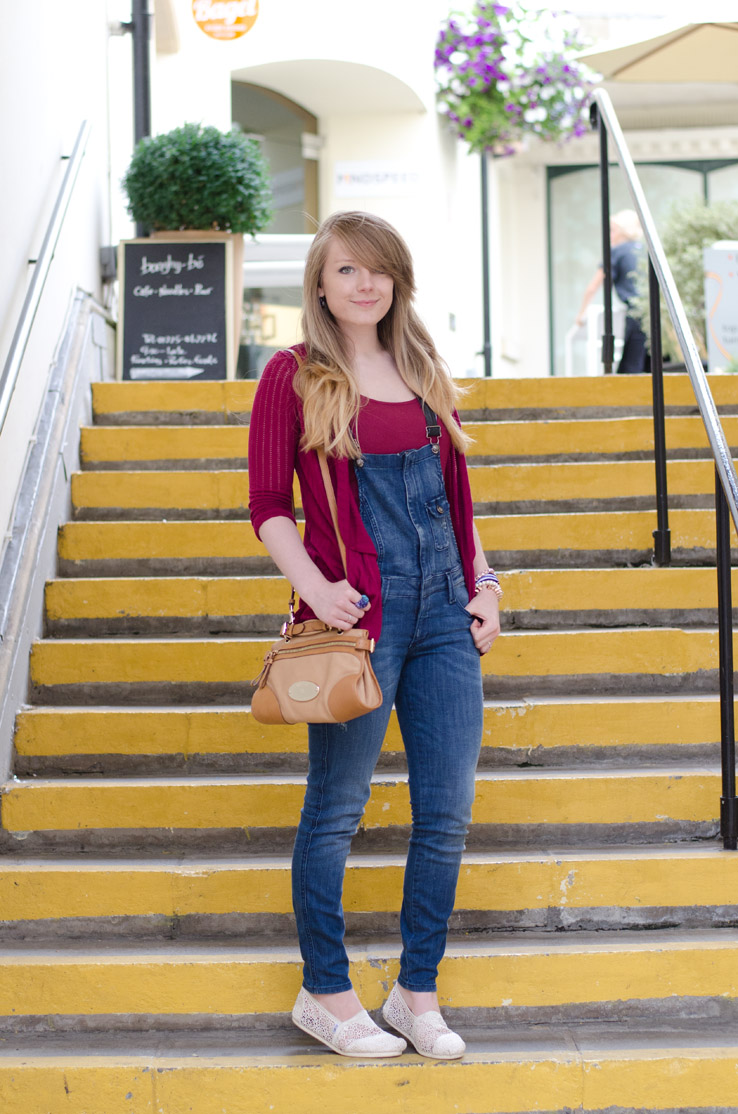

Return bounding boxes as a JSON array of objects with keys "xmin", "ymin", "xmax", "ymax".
[
  {"xmin": 632, "ymin": 197, "xmax": 738, "ymax": 362},
  {"xmin": 123, "ymin": 122, "xmax": 273, "ymax": 234}
]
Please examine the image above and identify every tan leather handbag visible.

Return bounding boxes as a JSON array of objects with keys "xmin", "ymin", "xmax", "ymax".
[{"xmin": 251, "ymin": 450, "xmax": 382, "ymax": 726}]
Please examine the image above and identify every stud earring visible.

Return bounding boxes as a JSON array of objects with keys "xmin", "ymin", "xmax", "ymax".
[{"xmin": 319, "ymin": 295, "xmax": 327, "ymax": 310}]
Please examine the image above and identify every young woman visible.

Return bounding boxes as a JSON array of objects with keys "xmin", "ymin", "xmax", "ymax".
[{"xmin": 248, "ymin": 211, "xmax": 500, "ymax": 1059}]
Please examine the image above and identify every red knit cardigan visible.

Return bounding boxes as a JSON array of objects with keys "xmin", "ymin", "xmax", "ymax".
[{"xmin": 248, "ymin": 345, "xmax": 477, "ymax": 642}]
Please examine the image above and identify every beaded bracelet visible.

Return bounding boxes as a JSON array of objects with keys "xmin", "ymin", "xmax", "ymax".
[{"xmin": 474, "ymin": 568, "xmax": 503, "ymax": 600}]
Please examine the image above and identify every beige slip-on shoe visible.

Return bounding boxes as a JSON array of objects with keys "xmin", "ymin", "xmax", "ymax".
[
  {"xmin": 292, "ymin": 987, "xmax": 407, "ymax": 1058},
  {"xmin": 382, "ymin": 982, "xmax": 465, "ymax": 1059}
]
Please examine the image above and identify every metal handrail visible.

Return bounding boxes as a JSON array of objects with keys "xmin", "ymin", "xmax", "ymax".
[
  {"xmin": 591, "ymin": 88, "xmax": 737, "ymax": 849},
  {"xmin": 592, "ymin": 91, "xmax": 738, "ymax": 528},
  {"xmin": 0, "ymin": 120, "xmax": 91, "ymax": 435}
]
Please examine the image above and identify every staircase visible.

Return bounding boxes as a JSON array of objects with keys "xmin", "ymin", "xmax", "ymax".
[{"xmin": 2, "ymin": 372, "xmax": 738, "ymax": 1113}]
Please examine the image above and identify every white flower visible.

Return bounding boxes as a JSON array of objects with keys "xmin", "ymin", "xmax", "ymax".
[
  {"xmin": 523, "ymin": 106, "xmax": 548, "ymax": 123},
  {"xmin": 449, "ymin": 51, "xmax": 466, "ymax": 66}
]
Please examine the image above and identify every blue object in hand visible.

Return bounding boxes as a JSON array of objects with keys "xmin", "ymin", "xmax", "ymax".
[{"xmin": 357, "ymin": 595, "xmax": 370, "ymax": 609}]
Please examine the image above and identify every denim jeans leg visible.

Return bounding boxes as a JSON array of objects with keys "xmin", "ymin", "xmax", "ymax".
[
  {"xmin": 394, "ymin": 589, "xmax": 483, "ymax": 991},
  {"xmin": 291, "ymin": 599, "xmax": 413, "ymax": 994}
]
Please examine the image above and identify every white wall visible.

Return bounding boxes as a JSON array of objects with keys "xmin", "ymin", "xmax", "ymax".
[
  {"xmin": 150, "ymin": 0, "xmax": 487, "ymax": 375},
  {"xmin": 0, "ymin": 1, "xmax": 113, "ymax": 551}
]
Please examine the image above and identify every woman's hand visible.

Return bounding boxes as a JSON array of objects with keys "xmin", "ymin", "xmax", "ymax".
[
  {"xmin": 309, "ymin": 579, "xmax": 371, "ymax": 631},
  {"xmin": 259, "ymin": 517, "xmax": 370, "ymax": 631},
  {"xmin": 464, "ymin": 588, "xmax": 501, "ymax": 655}
]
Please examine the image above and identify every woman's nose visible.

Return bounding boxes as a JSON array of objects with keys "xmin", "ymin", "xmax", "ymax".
[{"xmin": 356, "ymin": 269, "xmax": 374, "ymax": 289}]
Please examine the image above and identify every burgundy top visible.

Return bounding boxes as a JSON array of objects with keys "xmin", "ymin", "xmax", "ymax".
[{"xmin": 248, "ymin": 345, "xmax": 477, "ymax": 641}]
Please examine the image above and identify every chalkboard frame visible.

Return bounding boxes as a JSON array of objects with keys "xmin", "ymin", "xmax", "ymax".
[{"xmin": 116, "ymin": 234, "xmax": 237, "ymax": 381}]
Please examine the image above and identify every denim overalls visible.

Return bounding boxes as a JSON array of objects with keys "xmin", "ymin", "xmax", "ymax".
[{"xmin": 292, "ymin": 418, "xmax": 484, "ymax": 994}]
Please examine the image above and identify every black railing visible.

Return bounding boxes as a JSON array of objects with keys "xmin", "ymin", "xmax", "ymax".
[{"xmin": 591, "ymin": 89, "xmax": 738, "ymax": 850}]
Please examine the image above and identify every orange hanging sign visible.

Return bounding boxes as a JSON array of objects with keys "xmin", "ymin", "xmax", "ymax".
[{"xmin": 192, "ymin": 0, "xmax": 259, "ymax": 41}]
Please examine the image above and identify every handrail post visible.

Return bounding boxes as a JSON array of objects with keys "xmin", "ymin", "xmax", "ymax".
[
  {"xmin": 480, "ymin": 150, "xmax": 492, "ymax": 377},
  {"xmin": 591, "ymin": 102, "xmax": 615, "ymax": 374},
  {"xmin": 649, "ymin": 259, "xmax": 670, "ymax": 565},
  {"xmin": 716, "ymin": 472, "xmax": 738, "ymax": 850}
]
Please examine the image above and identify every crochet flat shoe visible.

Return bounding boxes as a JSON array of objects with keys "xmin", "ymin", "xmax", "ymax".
[
  {"xmin": 292, "ymin": 987, "xmax": 407, "ymax": 1058},
  {"xmin": 382, "ymin": 982, "xmax": 466, "ymax": 1059}
]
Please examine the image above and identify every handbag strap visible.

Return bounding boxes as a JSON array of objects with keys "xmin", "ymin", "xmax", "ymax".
[{"xmin": 318, "ymin": 448, "xmax": 348, "ymax": 576}]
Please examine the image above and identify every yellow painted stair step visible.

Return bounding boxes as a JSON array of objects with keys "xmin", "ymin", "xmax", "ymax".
[
  {"xmin": 92, "ymin": 379, "xmax": 257, "ymax": 419},
  {"xmin": 3, "ymin": 1048, "xmax": 738, "ymax": 1114},
  {"xmin": 56, "ymin": 510, "xmax": 729, "ymax": 563},
  {"xmin": 91, "ymin": 373, "xmax": 738, "ymax": 418},
  {"xmin": 71, "ymin": 471, "xmax": 250, "ymax": 513},
  {"xmin": 79, "ymin": 414, "xmax": 738, "ymax": 463},
  {"xmin": 28, "ymin": 629, "xmax": 735, "ymax": 688},
  {"xmin": 70, "ymin": 460, "xmax": 720, "ymax": 512},
  {"xmin": 0, "ymin": 849, "xmax": 736, "ymax": 921},
  {"xmin": 0, "ymin": 768, "xmax": 720, "ymax": 832},
  {"xmin": 13, "ymin": 698, "xmax": 722, "ymax": 757},
  {"xmin": 464, "ymin": 414, "xmax": 738, "ymax": 456},
  {"xmin": 0, "ymin": 935, "xmax": 735, "ymax": 1015},
  {"xmin": 80, "ymin": 425, "xmax": 249, "ymax": 463},
  {"xmin": 44, "ymin": 568, "xmax": 738, "ymax": 622},
  {"xmin": 459, "ymin": 373, "xmax": 738, "ymax": 412},
  {"xmin": 469, "ymin": 460, "xmax": 717, "ymax": 503}
]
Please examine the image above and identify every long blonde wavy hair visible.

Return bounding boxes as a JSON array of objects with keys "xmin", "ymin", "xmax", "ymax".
[{"xmin": 296, "ymin": 211, "xmax": 469, "ymax": 458}]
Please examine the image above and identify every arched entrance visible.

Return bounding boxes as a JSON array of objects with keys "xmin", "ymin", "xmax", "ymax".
[{"xmin": 231, "ymin": 81, "xmax": 318, "ymax": 234}]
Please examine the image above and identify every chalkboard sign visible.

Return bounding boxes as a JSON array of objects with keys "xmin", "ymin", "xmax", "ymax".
[{"xmin": 117, "ymin": 236, "xmax": 235, "ymax": 380}]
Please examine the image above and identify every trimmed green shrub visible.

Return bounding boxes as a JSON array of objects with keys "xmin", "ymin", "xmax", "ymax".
[
  {"xmin": 123, "ymin": 122, "xmax": 272, "ymax": 234},
  {"xmin": 633, "ymin": 197, "xmax": 738, "ymax": 362}
]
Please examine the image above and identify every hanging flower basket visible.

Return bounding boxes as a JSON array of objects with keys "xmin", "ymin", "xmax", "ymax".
[{"xmin": 435, "ymin": 1, "xmax": 599, "ymax": 156}]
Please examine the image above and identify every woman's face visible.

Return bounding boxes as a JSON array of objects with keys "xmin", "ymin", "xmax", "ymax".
[{"xmin": 317, "ymin": 236, "xmax": 394, "ymax": 337}]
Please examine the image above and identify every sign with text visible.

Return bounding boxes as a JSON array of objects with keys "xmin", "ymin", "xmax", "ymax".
[
  {"xmin": 334, "ymin": 161, "xmax": 421, "ymax": 199},
  {"xmin": 704, "ymin": 242, "xmax": 738, "ymax": 373},
  {"xmin": 192, "ymin": 0, "xmax": 259, "ymax": 40},
  {"xmin": 117, "ymin": 238, "xmax": 234, "ymax": 381}
]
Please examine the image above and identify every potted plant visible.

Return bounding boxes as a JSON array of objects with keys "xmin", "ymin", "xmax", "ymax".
[
  {"xmin": 434, "ymin": 1, "xmax": 598, "ymax": 155},
  {"xmin": 631, "ymin": 197, "xmax": 738, "ymax": 368},
  {"xmin": 120, "ymin": 122, "xmax": 272, "ymax": 378}
]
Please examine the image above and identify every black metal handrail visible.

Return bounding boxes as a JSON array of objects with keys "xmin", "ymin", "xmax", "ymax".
[
  {"xmin": 0, "ymin": 120, "xmax": 91, "ymax": 436},
  {"xmin": 591, "ymin": 88, "xmax": 737, "ymax": 849}
]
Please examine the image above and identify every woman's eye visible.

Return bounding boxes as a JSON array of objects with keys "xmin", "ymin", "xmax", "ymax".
[{"xmin": 339, "ymin": 265, "xmax": 354, "ymax": 274}]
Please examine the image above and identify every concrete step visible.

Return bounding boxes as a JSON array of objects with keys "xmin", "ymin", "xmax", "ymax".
[
  {"xmin": 0, "ymin": 931, "xmax": 735, "ymax": 1031},
  {"xmin": 80, "ymin": 425, "xmax": 249, "ymax": 470},
  {"xmin": 55, "ymin": 509, "xmax": 731, "ymax": 576},
  {"xmin": 68, "ymin": 460, "xmax": 721, "ymax": 520},
  {"xmin": 5, "ymin": 1025, "xmax": 738, "ymax": 1114},
  {"xmin": 90, "ymin": 373, "xmax": 738, "ymax": 425},
  {"xmin": 11, "ymin": 697, "xmax": 723, "ymax": 776},
  {"xmin": 91, "ymin": 379, "xmax": 256, "ymax": 425},
  {"xmin": 26, "ymin": 628, "xmax": 735, "ymax": 704},
  {"xmin": 70, "ymin": 470, "xmax": 251, "ymax": 520},
  {"xmin": 0, "ymin": 847, "xmax": 736, "ymax": 940},
  {"xmin": 43, "ymin": 568, "xmax": 738, "ymax": 638},
  {"xmin": 468, "ymin": 459, "xmax": 718, "ymax": 514},
  {"xmin": 0, "ymin": 767, "xmax": 721, "ymax": 853},
  {"xmin": 79, "ymin": 414, "xmax": 738, "ymax": 469},
  {"xmin": 2, "ymin": 1028, "xmax": 738, "ymax": 1114},
  {"xmin": 467, "ymin": 413, "xmax": 738, "ymax": 463}
]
